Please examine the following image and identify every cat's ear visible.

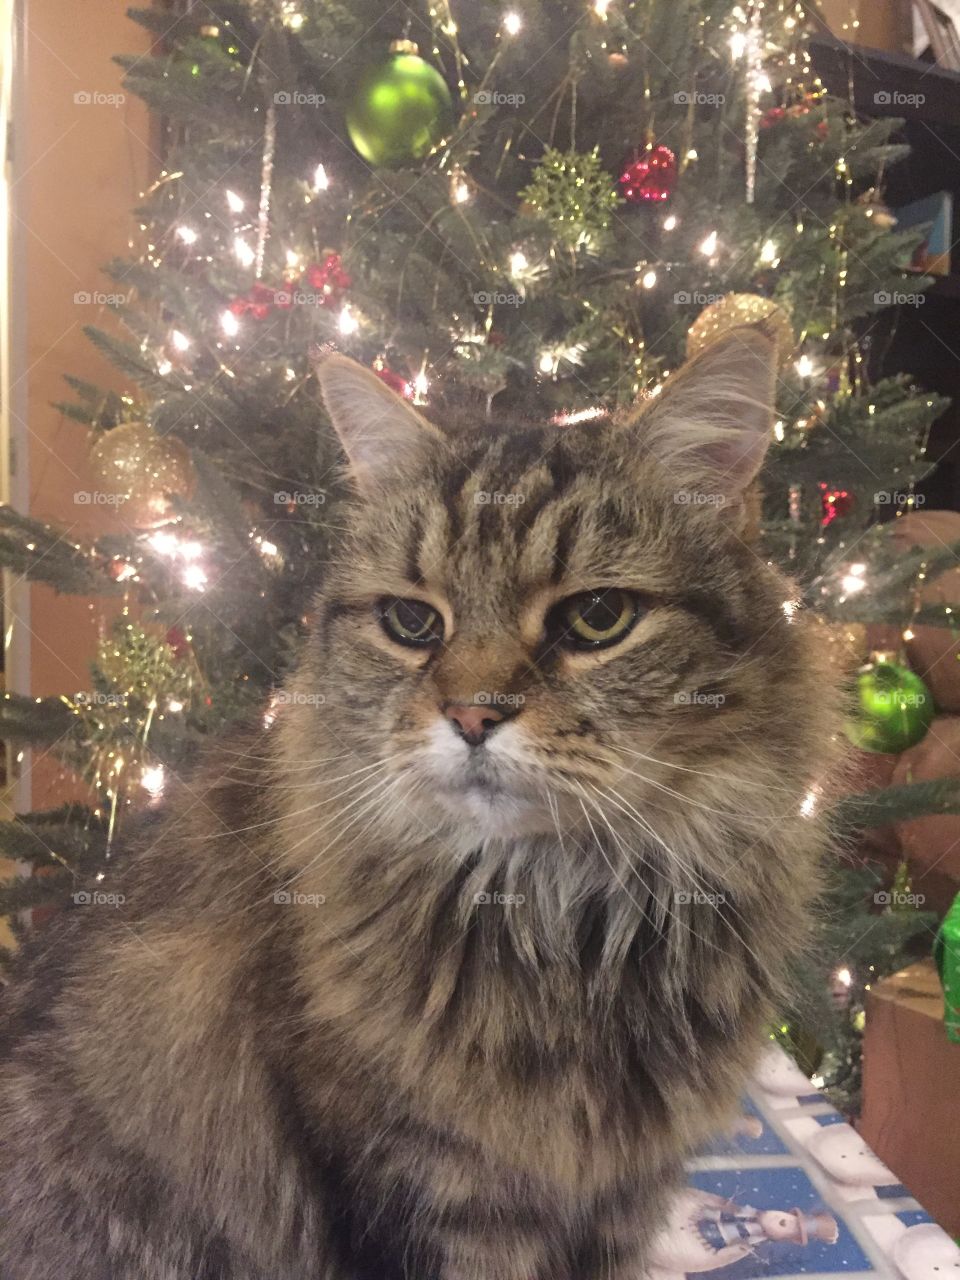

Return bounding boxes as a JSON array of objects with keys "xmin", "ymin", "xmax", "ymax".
[
  {"xmin": 314, "ymin": 353, "xmax": 445, "ymax": 492},
  {"xmin": 634, "ymin": 326, "xmax": 778, "ymax": 500}
]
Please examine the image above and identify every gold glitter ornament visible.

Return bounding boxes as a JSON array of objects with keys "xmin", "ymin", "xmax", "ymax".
[
  {"xmin": 89, "ymin": 422, "xmax": 195, "ymax": 529},
  {"xmin": 686, "ymin": 293, "xmax": 794, "ymax": 366}
]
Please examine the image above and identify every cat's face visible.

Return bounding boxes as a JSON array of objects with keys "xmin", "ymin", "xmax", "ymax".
[{"xmin": 299, "ymin": 330, "xmax": 820, "ymax": 865}]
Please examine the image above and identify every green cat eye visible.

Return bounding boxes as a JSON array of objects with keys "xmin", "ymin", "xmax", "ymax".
[
  {"xmin": 552, "ymin": 589, "xmax": 640, "ymax": 651},
  {"xmin": 380, "ymin": 598, "xmax": 444, "ymax": 647}
]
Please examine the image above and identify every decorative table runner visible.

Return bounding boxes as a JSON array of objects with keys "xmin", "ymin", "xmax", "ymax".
[{"xmin": 648, "ymin": 1045, "xmax": 960, "ymax": 1280}]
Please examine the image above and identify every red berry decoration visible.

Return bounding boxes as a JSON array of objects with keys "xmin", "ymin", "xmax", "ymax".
[
  {"xmin": 305, "ymin": 253, "xmax": 352, "ymax": 303},
  {"xmin": 619, "ymin": 145, "xmax": 678, "ymax": 206},
  {"xmin": 820, "ymin": 482, "xmax": 855, "ymax": 527}
]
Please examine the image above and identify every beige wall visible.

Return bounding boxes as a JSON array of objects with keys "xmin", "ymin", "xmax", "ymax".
[{"xmin": 819, "ymin": 0, "xmax": 912, "ymax": 54}]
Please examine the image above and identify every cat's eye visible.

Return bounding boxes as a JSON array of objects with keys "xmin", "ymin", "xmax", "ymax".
[
  {"xmin": 379, "ymin": 598, "xmax": 444, "ymax": 647},
  {"xmin": 551, "ymin": 588, "xmax": 640, "ymax": 651}
]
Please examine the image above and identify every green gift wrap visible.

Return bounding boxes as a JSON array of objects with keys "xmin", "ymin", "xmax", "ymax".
[{"xmin": 934, "ymin": 891, "xmax": 960, "ymax": 1043}]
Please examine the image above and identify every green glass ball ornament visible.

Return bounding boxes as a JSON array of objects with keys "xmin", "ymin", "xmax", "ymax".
[
  {"xmin": 345, "ymin": 39, "xmax": 454, "ymax": 168},
  {"xmin": 845, "ymin": 658, "xmax": 934, "ymax": 754}
]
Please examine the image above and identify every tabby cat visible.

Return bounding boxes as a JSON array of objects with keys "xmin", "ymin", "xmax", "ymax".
[{"xmin": 0, "ymin": 325, "xmax": 833, "ymax": 1280}]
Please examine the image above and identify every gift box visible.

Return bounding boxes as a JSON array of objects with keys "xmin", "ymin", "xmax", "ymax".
[{"xmin": 860, "ymin": 960, "xmax": 960, "ymax": 1237}]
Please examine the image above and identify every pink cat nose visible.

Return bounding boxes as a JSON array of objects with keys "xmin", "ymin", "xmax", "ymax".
[{"xmin": 443, "ymin": 702, "xmax": 506, "ymax": 747}]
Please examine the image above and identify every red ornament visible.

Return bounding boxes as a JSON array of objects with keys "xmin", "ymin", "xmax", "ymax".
[
  {"xmin": 304, "ymin": 252, "xmax": 352, "ymax": 303},
  {"xmin": 820, "ymin": 482, "xmax": 855, "ymax": 527},
  {"xmin": 372, "ymin": 360, "xmax": 413, "ymax": 398},
  {"xmin": 761, "ymin": 106, "xmax": 787, "ymax": 129},
  {"xmin": 166, "ymin": 625, "xmax": 191, "ymax": 660},
  {"xmin": 619, "ymin": 145, "xmax": 678, "ymax": 206}
]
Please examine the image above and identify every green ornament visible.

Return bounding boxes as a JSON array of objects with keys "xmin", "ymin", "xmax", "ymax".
[
  {"xmin": 844, "ymin": 659, "xmax": 934, "ymax": 754},
  {"xmin": 345, "ymin": 40, "xmax": 454, "ymax": 168},
  {"xmin": 933, "ymin": 890, "xmax": 960, "ymax": 1043}
]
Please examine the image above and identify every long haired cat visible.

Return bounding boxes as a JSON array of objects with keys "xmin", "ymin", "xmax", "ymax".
[{"xmin": 0, "ymin": 325, "xmax": 833, "ymax": 1280}]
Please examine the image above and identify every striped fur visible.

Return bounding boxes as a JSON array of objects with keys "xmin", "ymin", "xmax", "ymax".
[{"xmin": 0, "ymin": 332, "xmax": 839, "ymax": 1279}]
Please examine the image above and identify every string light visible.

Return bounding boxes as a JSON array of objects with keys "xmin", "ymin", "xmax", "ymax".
[
  {"xmin": 140, "ymin": 764, "xmax": 166, "ymax": 799},
  {"xmin": 503, "ymin": 11, "xmax": 522, "ymax": 34},
  {"xmin": 698, "ymin": 230, "xmax": 718, "ymax": 256},
  {"xmin": 225, "ymin": 189, "xmax": 245, "ymax": 213},
  {"xmin": 170, "ymin": 330, "xmax": 191, "ymax": 352},
  {"xmin": 841, "ymin": 563, "xmax": 867, "ymax": 595},
  {"xmin": 641, "ymin": 269, "xmax": 657, "ymax": 289},
  {"xmin": 796, "ymin": 353, "xmax": 815, "ymax": 378},
  {"xmin": 313, "ymin": 164, "xmax": 330, "ymax": 192},
  {"xmin": 760, "ymin": 238, "xmax": 779, "ymax": 265},
  {"xmin": 594, "ymin": 0, "xmax": 611, "ymax": 15},
  {"xmin": 182, "ymin": 564, "xmax": 208, "ymax": 592},
  {"xmin": 729, "ymin": 32, "xmax": 747, "ymax": 58},
  {"xmin": 176, "ymin": 226, "xmax": 198, "ymax": 245},
  {"xmin": 663, "ymin": 214, "xmax": 678, "ymax": 231},
  {"xmin": 221, "ymin": 309, "xmax": 240, "ymax": 337},
  {"xmin": 338, "ymin": 304, "xmax": 359, "ymax": 336},
  {"xmin": 234, "ymin": 237, "xmax": 255, "ymax": 268}
]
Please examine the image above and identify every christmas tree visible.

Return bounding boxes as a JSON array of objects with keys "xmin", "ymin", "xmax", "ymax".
[{"xmin": 1, "ymin": 0, "xmax": 957, "ymax": 1110}]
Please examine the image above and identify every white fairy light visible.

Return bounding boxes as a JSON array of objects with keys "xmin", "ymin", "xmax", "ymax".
[
  {"xmin": 258, "ymin": 538, "xmax": 280, "ymax": 558},
  {"xmin": 594, "ymin": 0, "xmax": 611, "ymax": 16},
  {"xmin": 225, "ymin": 189, "xmax": 245, "ymax": 213},
  {"xmin": 760, "ymin": 238, "xmax": 779, "ymax": 265},
  {"xmin": 148, "ymin": 531, "xmax": 179, "ymax": 557},
  {"xmin": 285, "ymin": 248, "xmax": 302, "ymax": 270},
  {"xmin": 509, "ymin": 249, "xmax": 529, "ymax": 276},
  {"xmin": 140, "ymin": 764, "xmax": 166, "ymax": 799},
  {"xmin": 338, "ymin": 304, "xmax": 359, "ymax": 336},
  {"xmin": 841, "ymin": 562, "xmax": 867, "ymax": 595},
  {"xmin": 774, "ymin": 419, "xmax": 785, "ymax": 441},
  {"xmin": 157, "ymin": 358, "xmax": 173, "ymax": 377},
  {"xmin": 795, "ymin": 353, "xmax": 815, "ymax": 378},
  {"xmin": 698, "ymin": 230, "xmax": 718, "ymax": 256},
  {"xmin": 179, "ymin": 540, "xmax": 203, "ymax": 561},
  {"xmin": 182, "ymin": 564, "xmax": 208, "ymax": 592},
  {"xmin": 170, "ymin": 329, "xmax": 191, "ymax": 353},
  {"xmin": 234, "ymin": 236, "xmax": 256, "ymax": 268},
  {"xmin": 313, "ymin": 163, "xmax": 330, "ymax": 192},
  {"xmin": 663, "ymin": 214, "xmax": 678, "ymax": 231},
  {"xmin": 412, "ymin": 369, "xmax": 430, "ymax": 403},
  {"xmin": 176, "ymin": 226, "xmax": 198, "ymax": 245},
  {"xmin": 729, "ymin": 31, "xmax": 747, "ymax": 58},
  {"xmin": 538, "ymin": 350, "xmax": 555, "ymax": 374},
  {"xmin": 167, "ymin": 699, "xmax": 184, "ymax": 714},
  {"xmin": 221, "ymin": 309, "xmax": 240, "ymax": 337},
  {"xmin": 452, "ymin": 176, "xmax": 472, "ymax": 204},
  {"xmin": 835, "ymin": 966, "xmax": 853, "ymax": 988},
  {"xmin": 641, "ymin": 269, "xmax": 657, "ymax": 289},
  {"xmin": 503, "ymin": 11, "xmax": 522, "ymax": 34}
]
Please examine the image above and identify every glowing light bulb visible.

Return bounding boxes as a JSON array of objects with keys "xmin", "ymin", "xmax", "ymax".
[
  {"xmin": 760, "ymin": 238, "xmax": 779, "ymax": 265},
  {"xmin": 313, "ymin": 163, "xmax": 329, "ymax": 192},
  {"xmin": 774, "ymin": 419, "xmax": 785, "ymax": 441},
  {"xmin": 338, "ymin": 304, "xmax": 359, "ymax": 336},
  {"xmin": 594, "ymin": 0, "xmax": 611, "ymax": 15},
  {"xmin": 795, "ymin": 354, "xmax": 815, "ymax": 378},
  {"xmin": 503, "ymin": 11, "xmax": 522, "ymax": 34},
  {"xmin": 182, "ymin": 564, "xmax": 208, "ymax": 592},
  {"xmin": 225, "ymin": 189, "xmax": 245, "ymax": 213},
  {"xmin": 698, "ymin": 230, "xmax": 718, "ymax": 256},
  {"xmin": 835, "ymin": 966, "xmax": 853, "ymax": 987},
  {"xmin": 452, "ymin": 177, "xmax": 471, "ymax": 204},
  {"xmin": 141, "ymin": 764, "xmax": 166, "ymax": 799},
  {"xmin": 157, "ymin": 358, "xmax": 173, "ymax": 377},
  {"xmin": 663, "ymin": 214, "xmax": 678, "ymax": 231},
  {"xmin": 539, "ymin": 351, "xmax": 555, "ymax": 374},
  {"xmin": 641, "ymin": 269, "xmax": 657, "ymax": 289},
  {"xmin": 170, "ymin": 330, "xmax": 191, "ymax": 352},
  {"xmin": 234, "ymin": 237, "xmax": 255, "ymax": 268},
  {"xmin": 412, "ymin": 370, "xmax": 430, "ymax": 403},
  {"xmin": 729, "ymin": 31, "xmax": 747, "ymax": 58},
  {"xmin": 221, "ymin": 309, "xmax": 240, "ymax": 337},
  {"xmin": 176, "ymin": 226, "xmax": 198, "ymax": 245},
  {"xmin": 149, "ymin": 531, "xmax": 178, "ymax": 557},
  {"xmin": 167, "ymin": 699, "xmax": 184, "ymax": 714},
  {"xmin": 285, "ymin": 248, "xmax": 301, "ymax": 269},
  {"xmin": 509, "ymin": 249, "xmax": 529, "ymax": 276}
]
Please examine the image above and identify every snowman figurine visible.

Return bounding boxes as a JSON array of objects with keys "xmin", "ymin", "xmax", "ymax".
[{"xmin": 648, "ymin": 1187, "xmax": 840, "ymax": 1275}]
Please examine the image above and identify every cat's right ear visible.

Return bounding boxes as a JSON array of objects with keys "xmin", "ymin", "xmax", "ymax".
[{"xmin": 314, "ymin": 353, "xmax": 445, "ymax": 493}]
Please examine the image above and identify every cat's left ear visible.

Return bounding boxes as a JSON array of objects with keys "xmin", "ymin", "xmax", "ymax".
[
  {"xmin": 634, "ymin": 326, "xmax": 778, "ymax": 501},
  {"xmin": 314, "ymin": 353, "xmax": 445, "ymax": 493}
]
